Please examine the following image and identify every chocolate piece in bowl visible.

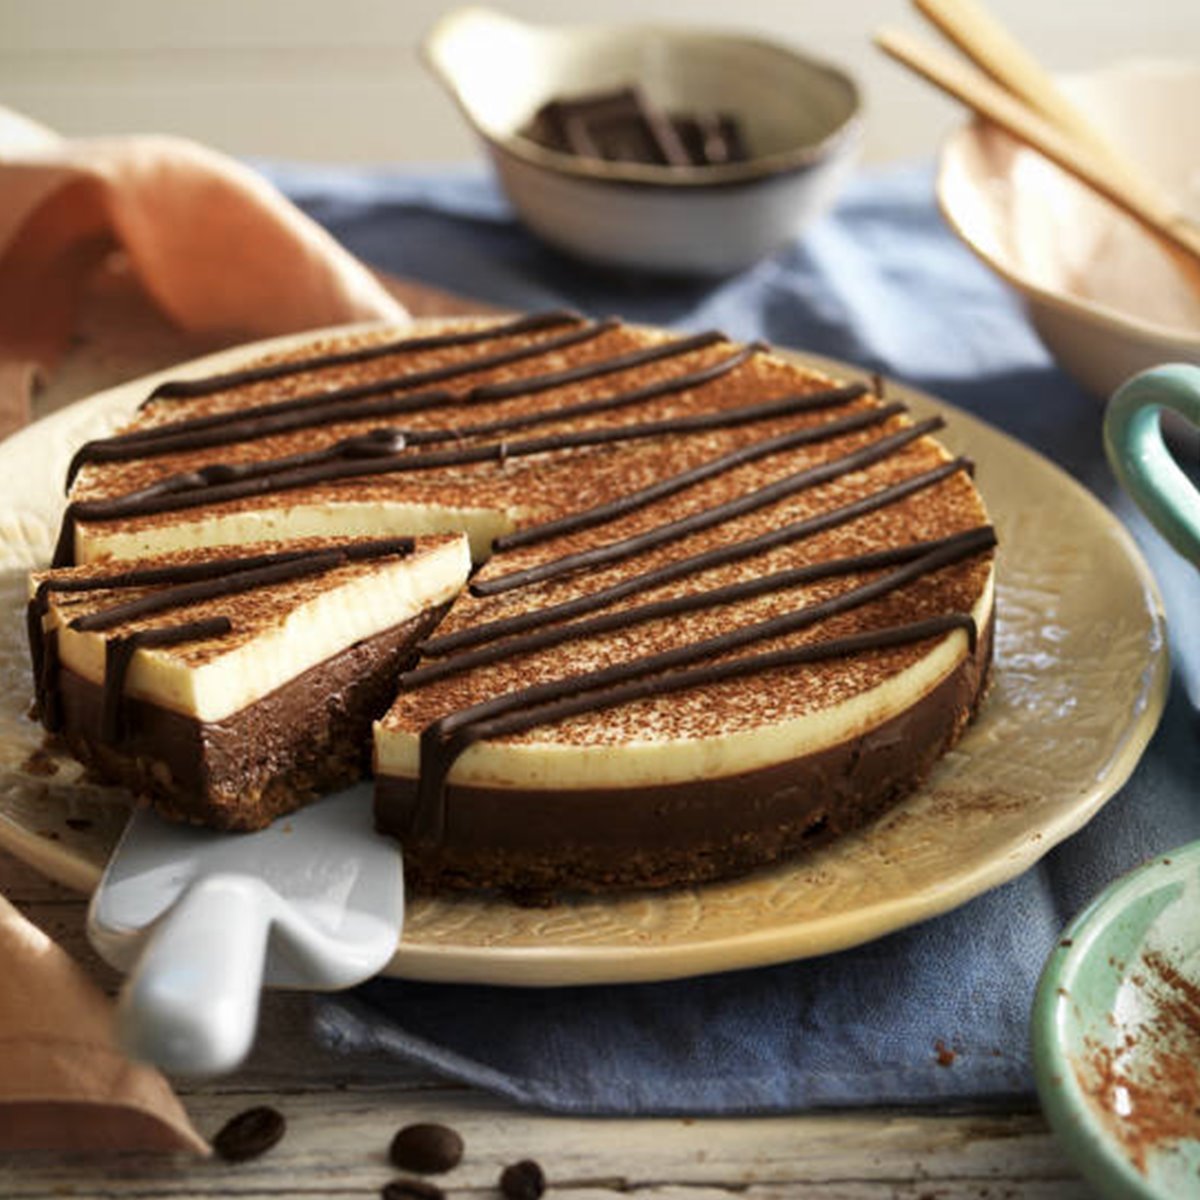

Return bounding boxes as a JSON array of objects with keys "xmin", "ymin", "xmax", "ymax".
[
  {"xmin": 525, "ymin": 86, "xmax": 748, "ymax": 167},
  {"xmin": 45, "ymin": 312, "xmax": 995, "ymax": 896}
]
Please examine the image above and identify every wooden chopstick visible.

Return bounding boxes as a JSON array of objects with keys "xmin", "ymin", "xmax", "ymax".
[
  {"xmin": 875, "ymin": 26, "xmax": 1200, "ymax": 273},
  {"xmin": 911, "ymin": 0, "xmax": 1125, "ymax": 170}
]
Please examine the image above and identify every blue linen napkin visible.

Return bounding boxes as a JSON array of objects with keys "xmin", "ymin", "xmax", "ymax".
[{"xmin": 263, "ymin": 160, "xmax": 1200, "ymax": 1113}]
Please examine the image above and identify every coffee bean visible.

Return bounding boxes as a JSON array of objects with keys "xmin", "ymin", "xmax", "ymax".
[
  {"xmin": 212, "ymin": 1105, "xmax": 286, "ymax": 1162},
  {"xmin": 381, "ymin": 1178, "xmax": 446, "ymax": 1200},
  {"xmin": 500, "ymin": 1158, "xmax": 546, "ymax": 1200},
  {"xmin": 389, "ymin": 1122, "xmax": 464, "ymax": 1174}
]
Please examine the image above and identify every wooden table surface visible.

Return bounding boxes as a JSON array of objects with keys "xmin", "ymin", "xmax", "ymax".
[
  {"xmin": 0, "ymin": 842, "xmax": 1094, "ymax": 1199},
  {"xmin": 1, "ymin": 274, "xmax": 1096, "ymax": 1199}
]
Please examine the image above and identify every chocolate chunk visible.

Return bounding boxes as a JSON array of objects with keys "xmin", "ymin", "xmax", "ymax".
[
  {"xmin": 674, "ymin": 112, "xmax": 748, "ymax": 165},
  {"xmin": 389, "ymin": 1123, "xmax": 464, "ymax": 1174},
  {"xmin": 525, "ymin": 86, "xmax": 748, "ymax": 167},
  {"xmin": 382, "ymin": 1179, "xmax": 446, "ymax": 1200},
  {"xmin": 212, "ymin": 1105, "xmax": 286, "ymax": 1162},
  {"xmin": 500, "ymin": 1159, "xmax": 546, "ymax": 1200}
]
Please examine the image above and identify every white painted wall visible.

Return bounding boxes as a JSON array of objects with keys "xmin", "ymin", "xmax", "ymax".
[{"xmin": 1, "ymin": 1, "xmax": 1196, "ymax": 163}]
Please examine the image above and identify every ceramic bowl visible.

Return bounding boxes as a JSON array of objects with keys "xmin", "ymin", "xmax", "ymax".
[
  {"xmin": 422, "ymin": 7, "xmax": 862, "ymax": 276},
  {"xmin": 1032, "ymin": 842, "xmax": 1200, "ymax": 1199},
  {"xmin": 937, "ymin": 59, "xmax": 1200, "ymax": 398}
]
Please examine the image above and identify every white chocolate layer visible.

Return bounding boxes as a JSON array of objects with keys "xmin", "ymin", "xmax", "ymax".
[
  {"xmin": 48, "ymin": 536, "xmax": 471, "ymax": 722},
  {"xmin": 74, "ymin": 502, "xmax": 513, "ymax": 566},
  {"xmin": 373, "ymin": 566, "xmax": 993, "ymax": 790}
]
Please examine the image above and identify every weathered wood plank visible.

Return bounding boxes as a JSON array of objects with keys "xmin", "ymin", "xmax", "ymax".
[
  {"xmin": 0, "ymin": 1091, "xmax": 1088, "ymax": 1198},
  {"xmin": 1, "ymin": 863, "xmax": 1091, "ymax": 1199},
  {"xmin": 0, "ymin": 846, "xmax": 82, "ymax": 902},
  {"xmin": 0, "ymin": 1185, "xmax": 1094, "ymax": 1200}
]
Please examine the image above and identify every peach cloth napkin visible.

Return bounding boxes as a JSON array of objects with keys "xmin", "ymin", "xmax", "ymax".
[
  {"xmin": 0, "ymin": 106, "xmax": 413, "ymax": 1153},
  {"xmin": 0, "ymin": 893, "xmax": 208, "ymax": 1153},
  {"xmin": 0, "ymin": 105, "xmax": 407, "ymax": 435}
]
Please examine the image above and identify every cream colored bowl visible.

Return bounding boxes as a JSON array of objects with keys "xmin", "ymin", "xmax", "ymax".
[
  {"xmin": 422, "ymin": 7, "xmax": 862, "ymax": 276},
  {"xmin": 937, "ymin": 59, "xmax": 1200, "ymax": 398}
]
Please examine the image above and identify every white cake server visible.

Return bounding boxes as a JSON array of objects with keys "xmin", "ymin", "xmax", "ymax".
[{"xmin": 87, "ymin": 782, "xmax": 403, "ymax": 1077}]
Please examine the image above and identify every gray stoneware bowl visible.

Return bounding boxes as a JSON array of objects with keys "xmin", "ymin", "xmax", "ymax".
[{"xmin": 423, "ymin": 7, "xmax": 863, "ymax": 276}]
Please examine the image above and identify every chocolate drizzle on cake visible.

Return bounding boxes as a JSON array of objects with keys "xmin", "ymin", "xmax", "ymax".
[
  {"xmin": 102, "ymin": 618, "xmax": 233, "ymax": 743},
  {"xmin": 473, "ymin": 415, "xmax": 940, "ymax": 596},
  {"xmin": 411, "ymin": 527, "xmax": 992, "ymax": 686},
  {"xmin": 70, "ymin": 315, "xmax": 623, "ymax": 483},
  {"xmin": 72, "ymin": 340, "xmax": 768, "ymax": 483},
  {"xmin": 64, "ymin": 395, "xmax": 876, "ymax": 539},
  {"xmin": 144, "ymin": 309, "xmax": 586, "ymax": 401},
  {"xmin": 70, "ymin": 547, "xmax": 381, "ymax": 632},
  {"xmin": 83, "ymin": 323, "xmax": 727, "ymax": 478},
  {"xmin": 409, "ymin": 341, "xmax": 764, "ymax": 447},
  {"xmin": 55, "ymin": 375, "xmax": 871, "ymax": 567},
  {"xmin": 409, "ymin": 529, "xmax": 993, "ymax": 840},
  {"xmin": 31, "ymin": 539, "xmax": 416, "ymax": 741},
  {"xmin": 428, "ymin": 459, "xmax": 971, "ymax": 657},
  {"xmin": 489, "ymin": 383, "xmax": 873, "ymax": 556}
]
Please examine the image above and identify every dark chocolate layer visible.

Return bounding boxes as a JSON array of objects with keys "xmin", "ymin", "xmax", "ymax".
[{"xmin": 52, "ymin": 606, "xmax": 444, "ymax": 830}]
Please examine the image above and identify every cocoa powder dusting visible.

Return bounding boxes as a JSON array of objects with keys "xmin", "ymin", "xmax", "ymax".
[{"xmin": 1077, "ymin": 949, "xmax": 1200, "ymax": 1172}]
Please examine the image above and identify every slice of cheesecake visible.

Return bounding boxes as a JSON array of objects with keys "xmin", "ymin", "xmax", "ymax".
[{"xmin": 29, "ymin": 534, "xmax": 469, "ymax": 828}]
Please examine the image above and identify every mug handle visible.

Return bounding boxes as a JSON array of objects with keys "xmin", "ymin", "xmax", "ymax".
[{"xmin": 1104, "ymin": 364, "xmax": 1200, "ymax": 565}]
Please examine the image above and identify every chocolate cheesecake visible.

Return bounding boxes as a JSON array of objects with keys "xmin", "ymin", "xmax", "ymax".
[
  {"xmin": 45, "ymin": 311, "xmax": 996, "ymax": 892},
  {"xmin": 30, "ymin": 535, "xmax": 469, "ymax": 828}
]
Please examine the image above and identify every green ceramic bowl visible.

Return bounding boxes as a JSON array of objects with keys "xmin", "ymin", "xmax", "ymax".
[{"xmin": 1032, "ymin": 842, "xmax": 1200, "ymax": 1199}]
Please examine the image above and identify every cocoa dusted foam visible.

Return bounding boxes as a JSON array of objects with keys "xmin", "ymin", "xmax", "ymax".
[
  {"xmin": 426, "ymin": 460, "xmax": 971, "ymax": 656},
  {"xmin": 146, "ymin": 309, "xmax": 586, "ymax": 401},
  {"xmin": 56, "ymin": 321, "xmax": 750, "ymax": 565},
  {"xmin": 64, "ymin": 320, "xmax": 729, "ymax": 484}
]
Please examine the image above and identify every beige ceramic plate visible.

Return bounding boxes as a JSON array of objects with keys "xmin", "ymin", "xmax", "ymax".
[{"xmin": 0, "ymin": 327, "xmax": 1168, "ymax": 986}]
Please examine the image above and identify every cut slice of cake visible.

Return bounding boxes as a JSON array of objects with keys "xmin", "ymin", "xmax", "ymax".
[
  {"xmin": 29, "ymin": 535, "xmax": 469, "ymax": 829},
  {"xmin": 45, "ymin": 312, "xmax": 996, "ymax": 893}
]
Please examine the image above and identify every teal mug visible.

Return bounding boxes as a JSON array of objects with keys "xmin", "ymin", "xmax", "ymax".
[{"xmin": 1104, "ymin": 363, "xmax": 1200, "ymax": 565}]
